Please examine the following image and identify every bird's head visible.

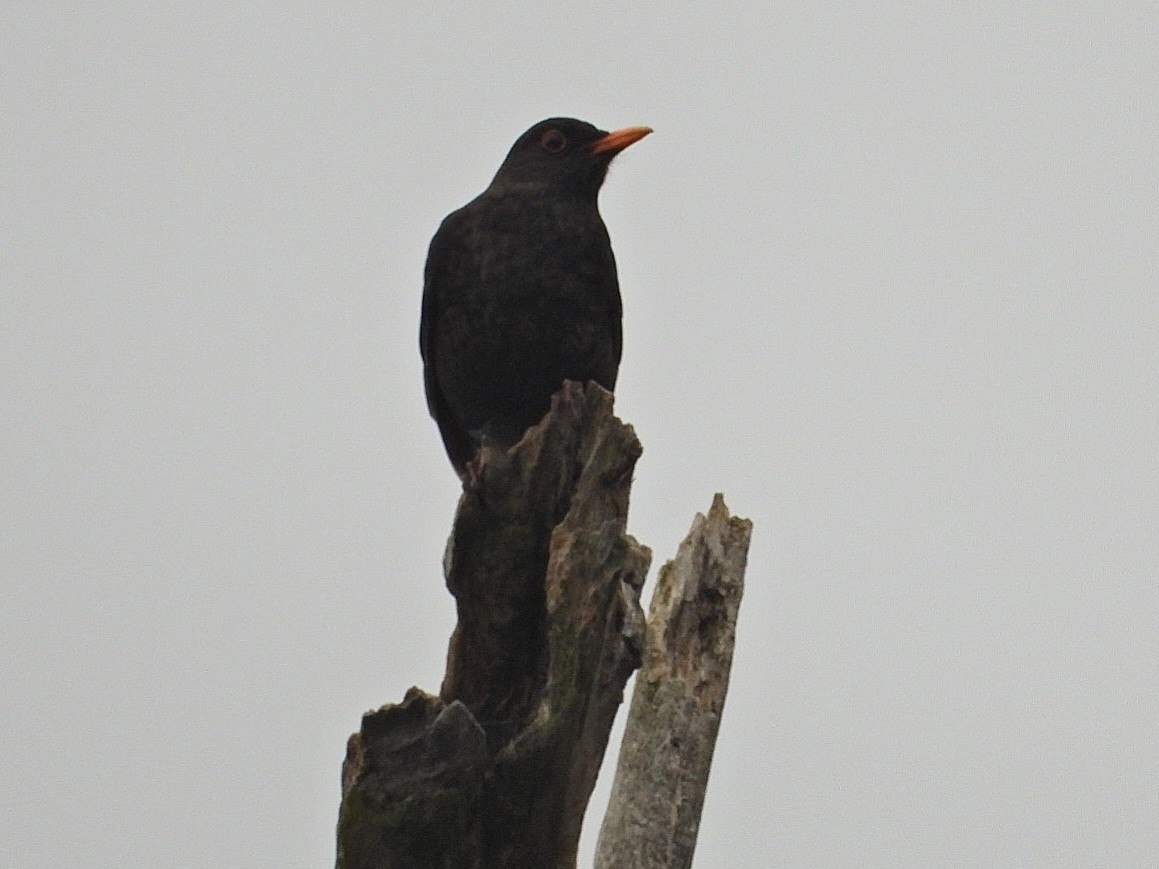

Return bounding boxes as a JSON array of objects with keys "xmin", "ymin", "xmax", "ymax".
[{"xmin": 489, "ymin": 118, "xmax": 652, "ymax": 199}]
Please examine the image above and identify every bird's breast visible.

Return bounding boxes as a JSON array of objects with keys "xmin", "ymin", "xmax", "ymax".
[
  {"xmin": 463, "ymin": 196, "xmax": 615, "ymax": 317},
  {"xmin": 426, "ymin": 190, "xmax": 623, "ymax": 447}
]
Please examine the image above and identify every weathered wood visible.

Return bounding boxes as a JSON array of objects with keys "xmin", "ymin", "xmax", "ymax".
[
  {"xmin": 595, "ymin": 494, "xmax": 751, "ymax": 869},
  {"xmin": 338, "ymin": 381, "xmax": 650, "ymax": 869},
  {"xmin": 336, "ymin": 689, "xmax": 487, "ymax": 868}
]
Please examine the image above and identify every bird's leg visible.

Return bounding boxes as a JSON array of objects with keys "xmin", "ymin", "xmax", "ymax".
[
  {"xmin": 462, "ymin": 438, "xmax": 514, "ymax": 503},
  {"xmin": 461, "ymin": 451, "xmax": 484, "ymax": 490}
]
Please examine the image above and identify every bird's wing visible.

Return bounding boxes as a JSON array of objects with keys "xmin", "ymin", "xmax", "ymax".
[
  {"xmin": 420, "ymin": 209, "xmax": 478, "ymax": 475},
  {"xmin": 419, "ymin": 221, "xmax": 449, "ymax": 368}
]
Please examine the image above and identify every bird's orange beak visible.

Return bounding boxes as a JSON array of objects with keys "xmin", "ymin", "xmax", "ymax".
[{"xmin": 589, "ymin": 125, "xmax": 653, "ymax": 155}]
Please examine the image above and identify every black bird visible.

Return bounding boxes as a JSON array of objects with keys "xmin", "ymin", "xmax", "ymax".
[{"xmin": 420, "ymin": 117, "xmax": 651, "ymax": 478}]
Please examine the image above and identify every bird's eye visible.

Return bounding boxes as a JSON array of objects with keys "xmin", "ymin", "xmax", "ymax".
[{"xmin": 539, "ymin": 129, "xmax": 568, "ymax": 153}]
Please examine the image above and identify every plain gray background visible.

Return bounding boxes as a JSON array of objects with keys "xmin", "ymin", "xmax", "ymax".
[{"xmin": 4, "ymin": 4, "xmax": 1156, "ymax": 867}]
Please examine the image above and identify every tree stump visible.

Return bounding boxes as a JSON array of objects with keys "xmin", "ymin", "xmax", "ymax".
[{"xmin": 337, "ymin": 382, "xmax": 650, "ymax": 868}]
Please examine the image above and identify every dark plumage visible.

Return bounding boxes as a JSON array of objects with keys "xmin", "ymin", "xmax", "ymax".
[{"xmin": 420, "ymin": 117, "xmax": 651, "ymax": 478}]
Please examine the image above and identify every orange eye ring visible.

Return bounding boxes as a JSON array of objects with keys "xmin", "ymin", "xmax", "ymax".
[{"xmin": 539, "ymin": 129, "xmax": 567, "ymax": 153}]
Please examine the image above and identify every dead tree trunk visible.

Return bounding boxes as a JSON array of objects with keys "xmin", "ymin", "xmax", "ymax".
[
  {"xmin": 337, "ymin": 382, "xmax": 651, "ymax": 868},
  {"xmin": 595, "ymin": 495, "xmax": 751, "ymax": 869}
]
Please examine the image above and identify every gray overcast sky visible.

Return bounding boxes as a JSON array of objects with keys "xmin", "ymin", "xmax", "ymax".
[{"xmin": 3, "ymin": 4, "xmax": 1156, "ymax": 867}]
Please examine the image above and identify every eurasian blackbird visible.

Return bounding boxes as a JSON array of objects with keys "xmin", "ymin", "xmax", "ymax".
[{"xmin": 420, "ymin": 117, "xmax": 651, "ymax": 478}]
